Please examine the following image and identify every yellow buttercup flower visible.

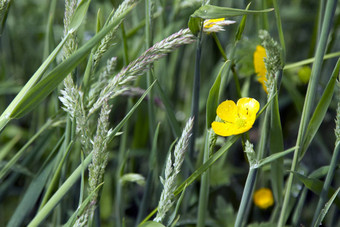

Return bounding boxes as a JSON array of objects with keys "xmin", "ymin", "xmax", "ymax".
[
  {"xmin": 203, "ymin": 18, "xmax": 236, "ymax": 33},
  {"xmin": 253, "ymin": 45, "xmax": 268, "ymax": 93},
  {"xmin": 253, "ymin": 188, "xmax": 274, "ymax": 209},
  {"xmin": 211, "ymin": 98, "xmax": 260, "ymax": 137}
]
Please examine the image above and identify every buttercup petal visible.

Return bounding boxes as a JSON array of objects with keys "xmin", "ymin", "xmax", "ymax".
[
  {"xmin": 211, "ymin": 121, "xmax": 237, "ymax": 137},
  {"xmin": 216, "ymin": 100, "xmax": 237, "ymax": 122},
  {"xmin": 253, "ymin": 45, "xmax": 268, "ymax": 93},
  {"xmin": 237, "ymin": 98, "xmax": 260, "ymax": 118}
]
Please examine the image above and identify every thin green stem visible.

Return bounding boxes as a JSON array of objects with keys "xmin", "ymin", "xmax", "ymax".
[
  {"xmin": 284, "ymin": 51, "xmax": 340, "ymax": 70},
  {"xmin": 197, "ymin": 130, "xmax": 211, "ymax": 227},
  {"xmin": 312, "ymin": 142, "xmax": 340, "ymax": 225},
  {"xmin": 235, "ymin": 168, "xmax": 258, "ymax": 227},
  {"xmin": 212, "ymin": 33, "xmax": 227, "ymax": 61},
  {"xmin": 272, "ymin": 0, "xmax": 286, "ymax": 66},
  {"xmin": 145, "ymin": 0, "xmax": 155, "ymax": 140},
  {"xmin": 278, "ymin": 0, "xmax": 338, "ymax": 226},
  {"xmin": 188, "ymin": 27, "xmax": 202, "ymax": 158}
]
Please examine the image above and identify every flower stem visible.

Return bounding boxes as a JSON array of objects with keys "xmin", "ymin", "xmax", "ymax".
[
  {"xmin": 235, "ymin": 167, "xmax": 257, "ymax": 227},
  {"xmin": 197, "ymin": 130, "xmax": 211, "ymax": 227}
]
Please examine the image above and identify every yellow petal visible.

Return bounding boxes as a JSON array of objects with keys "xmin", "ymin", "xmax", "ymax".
[
  {"xmin": 211, "ymin": 121, "xmax": 238, "ymax": 137},
  {"xmin": 253, "ymin": 188, "xmax": 274, "ymax": 209},
  {"xmin": 203, "ymin": 18, "xmax": 225, "ymax": 28},
  {"xmin": 253, "ymin": 45, "xmax": 268, "ymax": 93},
  {"xmin": 253, "ymin": 45, "xmax": 267, "ymax": 76},
  {"xmin": 237, "ymin": 98, "xmax": 260, "ymax": 118},
  {"xmin": 216, "ymin": 100, "xmax": 237, "ymax": 122}
]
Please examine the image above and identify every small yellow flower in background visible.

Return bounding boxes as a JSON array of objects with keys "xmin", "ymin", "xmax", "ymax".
[
  {"xmin": 253, "ymin": 45, "xmax": 268, "ymax": 93},
  {"xmin": 203, "ymin": 18, "xmax": 236, "ymax": 33},
  {"xmin": 298, "ymin": 66, "xmax": 311, "ymax": 84},
  {"xmin": 253, "ymin": 188, "xmax": 274, "ymax": 209},
  {"xmin": 211, "ymin": 98, "xmax": 260, "ymax": 137}
]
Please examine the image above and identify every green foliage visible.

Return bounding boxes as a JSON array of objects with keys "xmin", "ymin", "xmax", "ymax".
[{"xmin": 1, "ymin": 1, "xmax": 340, "ymax": 227}]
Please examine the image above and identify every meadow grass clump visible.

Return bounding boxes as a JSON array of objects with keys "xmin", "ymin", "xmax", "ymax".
[{"xmin": 0, "ymin": 1, "xmax": 339, "ymax": 227}]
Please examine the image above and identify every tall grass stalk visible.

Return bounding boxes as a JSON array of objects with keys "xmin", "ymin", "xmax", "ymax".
[{"xmin": 278, "ymin": 0, "xmax": 338, "ymax": 225}]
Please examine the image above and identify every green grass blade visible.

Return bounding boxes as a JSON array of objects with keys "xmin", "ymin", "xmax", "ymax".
[
  {"xmin": 279, "ymin": 0, "xmax": 338, "ymax": 224},
  {"xmin": 313, "ymin": 187, "xmax": 340, "ymax": 227},
  {"xmin": 235, "ymin": 3, "xmax": 251, "ymax": 42},
  {"xmin": 300, "ymin": 58, "xmax": 340, "ymax": 160},
  {"xmin": 272, "ymin": 0, "xmax": 286, "ymax": 66},
  {"xmin": 197, "ymin": 130, "xmax": 211, "ymax": 227},
  {"xmin": 141, "ymin": 135, "xmax": 240, "ymax": 224},
  {"xmin": 108, "ymin": 80, "xmax": 156, "ymax": 143},
  {"xmin": 188, "ymin": 5, "xmax": 273, "ymax": 35},
  {"xmin": 291, "ymin": 171, "xmax": 340, "ymax": 208},
  {"xmin": 139, "ymin": 221, "xmax": 166, "ymax": 227},
  {"xmin": 0, "ymin": 34, "xmax": 69, "ymax": 132},
  {"xmin": 9, "ymin": 5, "xmax": 135, "ymax": 119},
  {"xmin": 284, "ymin": 51, "xmax": 340, "ymax": 70},
  {"xmin": 256, "ymin": 146, "xmax": 296, "ymax": 168},
  {"xmin": 67, "ymin": 0, "xmax": 91, "ymax": 32},
  {"xmin": 206, "ymin": 61, "xmax": 228, "ymax": 129},
  {"xmin": 269, "ymin": 87, "xmax": 285, "ymax": 205},
  {"xmin": 154, "ymin": 79, "xmax": 181, "ymax": 138},
  {"xmin": 63, "ymin": 183, "xmax": 104, "ymax": 227},
  {"xmin": 7, "ymin": 156, "xmax": 56, "ymax": 227},
  {"xmin": 191, "ymin": 5, "xmax": 274, "ymax": 18},
  {"xmin": 27, "ymin": 152, "xmax": 93, "ymax": 227},
  {"xmin": 0, "ymin": 134, "xmax": 21, "ymax": 161},
  {"xmin": 39, "ymin": 140, "xmax": 73, "ymax": 210},
  {"xmin": 312, "ymin": 141, "xmax": 340, "ymax": 225},
  {"xmin": 0, "ymin": 119, "xmax": 53, "ymax": 180}
]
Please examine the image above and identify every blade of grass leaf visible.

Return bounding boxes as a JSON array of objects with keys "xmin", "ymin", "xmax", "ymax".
[
  {"xmin": 63, "ymin": 183, "xmax": 104, "ymax": 227},
  {"xmin": 279, "ymin": 0, "xmax": 338, "ymax": 225},
  {"xmin": 191, "ymin": 5, "xmax": 274, "ymax": 18},
  {"xmin": 269, "ymin": 85, "xmax": 285, "ymax": 205},
  {"xmin": 206, "ymin": 61, "xmax": 228, "ymax": 129},
  {"xmin": 27, "ymin": 152, "xmax": 93, "ymax": 227},
  {"xmin": 0, "ymin": 33, "xmax": 70, "ymax": 132},
  {"xmin": 0, "ymin": 134, "xmax": 21, "ymax": 161},
  {"xmin": 108, "ymin": 80, "xmax": 156, "ymax": 143},
  {"xmin": 7, "ymin": 156, "xmax": 56, "ymax": 227},
  {"xmin": 284, "ymin": 51, "xmax": 340, "ymax": 70},
  {"xmin": 300, "ymin": 58, "xmax": 340, "ymax": 160},
  {"xmin": 272, "ymin": 0, "xmax": 286, "ymax": 66},
  {"xmin": 291, "ymin": 171, "xmax": 340, "ymax": 208},
  {"xmin": 140, "ymin": 135, "xmax": 240, "ymax": 224},
  {"xmin": 312, "ymin": 141, "xmax": 340, "ymax": 225},
  {"xmin": 197, "ymin": 130, "xmax": 211, "ymax": 227},
  {"xmin": 9, "ymin": 5, "xmax": 136, "ymax": 120},
  {"xmin": 39, "ymin": 141, "xmax": 73, "ymax": 210},
  {"xmin": 0, "ymin": 119, "xmax": 53, "ymax": 180},
  {"xmin": 313, "ymin": 187, "xmax": 340, "ymax": 227},
  {"xmin": 154, "ymin": 78, "xmax": 181, "ymax": 138}
]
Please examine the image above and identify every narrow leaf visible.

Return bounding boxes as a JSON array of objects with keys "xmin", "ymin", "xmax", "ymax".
[
  {"xmin": 256, "ymin": 147, "xmax": 295, "ymax": 168},
  {"xmin": 300, "ymin": 58, "xmax": 340, "ymax": 160},
  {"xmin": 191, "ymin": 5, "xmax": 274, "ymax": 19},
  {"xmin": 139, "ymin": 221, "xmax": 165, "ymax": 227},
  {"xmin": 292, "ymin": 171, "xmax": 340, "ymax": 208},
  {"xmin": 10, "ymin": 5, "xmax": 135, "ymax": 119},
  {"xmin": 313, "ymin": 187, "xmax": 340, "ymax": 227},
  {"xmin": 206, "ymin": 61, "xmax": 228, "ymax": 129},
  {"xmin": 68, "ymin": 0, "xmax": 91, "ymax": 32}
]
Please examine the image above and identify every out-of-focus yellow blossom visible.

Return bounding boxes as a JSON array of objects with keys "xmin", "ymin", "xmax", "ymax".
[
  {"xmin": 203, "ymin": 18, "xmax": 236, "ymax": 33},
  {"xmin": 253, "ymin": 188, "xmax": 274, "ymax": 209},
  {"xmin": 211, "ymin": 98, "xmax": 260, "ymax": 137},
  {"xmin": 253, "ymin": 45, "xmax": 268, "ymax": 93},
  {"xmin": 298, "ymin": 66, "xmax": 311, "ymax": 84}
]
